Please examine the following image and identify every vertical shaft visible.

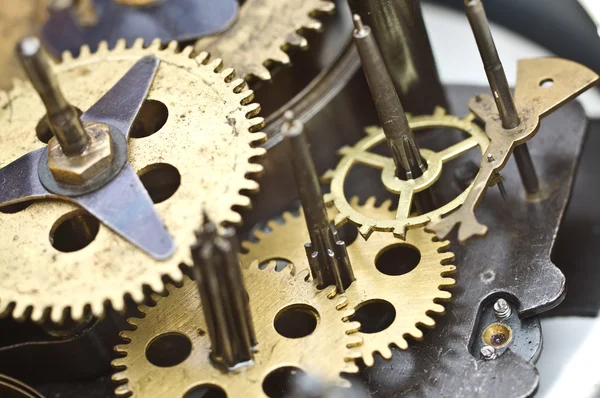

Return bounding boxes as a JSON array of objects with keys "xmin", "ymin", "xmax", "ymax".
[
  {"xmin": 348, "ymin": 0, "xmax": 448, "ymax": 114},
  {"xmin": 282, "ymin": 112, "xmax": 354, "ymax": 293},
  {"xmin": 16, "ymin": 37, "xmax": 90, "ymax": 156},
  {"xmin": 465, "ymin": 0, "xmax": 540, "ymax": 194},
  {"xmin": 352, "ymin": 14, "xmax": 425, "ymax": 180},
  {"xmin": 191, "ymin": 217, "xmax": 257, "ymax": 370}
]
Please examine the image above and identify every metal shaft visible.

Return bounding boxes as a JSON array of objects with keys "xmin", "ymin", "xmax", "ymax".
[
  {"xmin": 191, "ymin": 217, "xmax": 257, "ymax": 370},
  {"xmin": 352, "ymin": 14, "xmax": 426, "ymax": 180},
  {"xmin": 283, "ymin": 112, "xmax": 354, "ymax": 293},
  {"xmin": 465, "ymin": 0, "xmax": 540, "ymax": 194},
  {"xmin": 348, "ymin": 0, "xmax": 448, "ymax": 114},
  {"xmin": 17, "ymin": 37, "xmax": 90, "ymax": 156}
]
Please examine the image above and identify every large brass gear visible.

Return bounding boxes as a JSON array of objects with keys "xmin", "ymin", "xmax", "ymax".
[
  {"xmin": 322, "ymin": 107, "xmax": 490, "ymax": 240},
  {"xmin": 240, "ymin": 197, "xmax": 456, "ymax": 367},
  {"xmin": 194, "ymin": 0, "xmax": 335, "ymax": 80},
  {"xmin": 0, "ymin": 39, "xmax": 266, "ymax": 323},
  {"xmin": 111, "ymin": 268, "xmax": 361, "ymax": 397}
]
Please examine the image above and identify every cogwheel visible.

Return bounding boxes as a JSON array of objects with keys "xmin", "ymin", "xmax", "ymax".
[
  {"xmin": 112, "ymin": 269, "xmax": 361, "ymax": 397},
  {"xmin": 240, "ymin": 197, "xmax": 456, "ymax": 367},
  {"xmin": 0, "ymin": 39, "xmax": 266, "ymax": 323},
  {"xmin": 322, "ymin": 107, "xmax": 490, "ymax": 239},
  {"xmin": 194, "ymin": 0, "xmax": 335, "ymax": 80}
]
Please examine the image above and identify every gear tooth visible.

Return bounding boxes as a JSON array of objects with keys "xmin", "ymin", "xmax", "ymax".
[
  {"xmin": 111, "ymin": 368, "xmax": 127, "ymax": 381},
  {"xmin": 244, "ymin": 102, "xmax": 261, "ymax": 117},
  {"xmin": 249, "ymin": 134, "xmax": 267, "ymax": 149},
  {"xmin": 362, "ymin": 351, "xmax": 375, "ymax": 367},
  {"xmin": 251, "ymin": 65, "xmax": 272, "ymax": 81},
  {"xmin": 334, "ymin": 296, "xmax": 347, "ymax": 310},
  {"xmin": 321, "ymin": 170, "xmax": 335, "ymax": 183},
  {"xmin": 430, "ymin": 303, "xmax": 446, "ymax": 314},
  {"xmin": 114, "ymin": 384, "xmax": 131, "ymax": 397},
  {"xmin": 149, "ymin": 38, "xmax": 162, "ymax": 50},
  {"xmin": 242, "ymin": 178, "xmax": 260, "ymax": 192},
  {"xmin": 318, "ymin": 1, "xmax": 336, "ymax": 13},
  {"xmin": 365, "ymin": 196, "xmax": 377, "ymax": 208},
  {"xmin": 437, "ymin": 290, "xmax": 452, "ymax": 300},
  {"xmin": 147, "ymin": 275, "xmax": 165, "ymax": 295},
  {"xmin": 129, "ymin": 288, "xmax": 145, "ymax": 304},
  {"xmin": 138, "ymin": 304, "xmax": 153, "ymax": 315},
  {"xmin": 79, "ymin": 45, "xmax": 91, "ymax": 57},
  {"xmin": 379, "ymin": 345, "xmax": 393, "ymax": 359},
  {"xmin": 359, "ymin": 224, "xmax": 373, "ymax": 239},
  {"xmin": 111, "ymin": 356, "xmax": 127, "ymax": 368},
  {"xmin": 345, "ymin": 349, "xmax": 363, "ymax": 361},
  {"xmin": 208, "ymin": 58, "xmax": 224, "ymax": 73},
  {"xmin": 343, "ymin": 361, "xmax": 360, "ymax": 375},
  {"xmin": 439, "ymin": 252, "xmax": 456, "ymax": 264},
  {"xmin": 409, "ymin": 327, "xmax": 424, "ymax": 340},
  {"xmin": 442, "ymin": 264, "xmax": 457, "ymax": 274},
  {"xmin": 114, "ymin": 343, "xmax": 130, "ymax": 355},
  {"xmin": 440, "ymin": 277, "xmax": 456, "ymax": 289},
  {"xmin": 381, "ymin": 199, "xmax": 393, "ymax": 210},
  {"xmin": 464, "ymin": 112, "xmax": 476, "ymax": 122},
  {"xmin": 333, "ymin": 213, "xmax": 346, "ymax": 228},
  {"xmin": 30, "ymin": 305, "xmax": 46, "ymax": 322},
  {"xmin": 248, "ymin": 117, "xmax": 265, "ymax": 132},
  {"xmin": 347, "ymin": 335, "xmax": 363, "ymax": 348},
  {"xmin": 50, "ymin": 306, "xmax": 65, "ymax": 324},
  {"xmin": 221, "ymin": 67, "xmax": 236, "ymax": 82},
  {"xmin": 114, "ymin": 38, "xmax": 127, "ymax": 50},
  {"xmin": 231, "ymin": 78, "xmax": 247, "ymax": 94},
  {"xmin": 433, "ymin": 106, "xmax": 446, "ymax": 116},
  {"xmin": 235, "ymin": 194, "xmax": 252, "ymax": 208},
  {"xmin": 420, "ymin": 315, "xmax": 436, "ymax": 328},
  {"xmin": 323, "ymin": 192, "xmax": 334, "ymax": 204},
  {"xmin": 305, "ymin": 18, "xmax": 323, "ymax": 31},
  {"xmin": 286, "ymin": 33, "xmax": 308, "ymax": 49},
  {"xmin": 349, "ymin": 196, "xmax": 360, "ymax": 207},
  {"xmin": 70, "ymin": 303, "xmax": 86, "ymax": 321},
  {"xmin": 180, "ymin": 45, "xmax": 194, "ymax": 57},
  {"xmin": 61, "ymin": 50, "xmax": 74, "ymax": 62},
  {"xmin": 239, "ymin": 89, "xmax": 255, "ymax": 105},
  {"xmin": 345, "ymin": 320, "xmax": 361, "ymax": 334},
  {"xmin": 225, "ymin": 210, "xmax": 243, "ymax": 226},
  {"xmin": 195, "ymin": 51, "xmax": 210, "ymax": 64},
  {"xmin": 149, "ymin": 292, "xmax": 163, "ymax": 303},
  {"xmin": 11, "ymin": 302, "xmax": 28, "ymax": 321},
  {"xmin": 97, "ymin": 40, "xmax": 109, "ymax": 52},
  {"xmin": 394, "ymin": 337, "xmax": 409, "ymax": 350},
  {"xmin": 166, "ymin": 40, "xmax": 178, "ymax": 51},
  {"xmin": 132, "ymin": 38, "xmax": 144, "ymax": 49}
]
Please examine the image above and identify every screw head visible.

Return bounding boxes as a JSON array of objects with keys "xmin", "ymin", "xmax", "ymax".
[
  {"xmin": 493, "ymin": 298, "xmax": 512, "ymax": 319},
  {"xmin": 486, "ymin": 153, "xmax": 494, "ymax": 162},
  {"xmin": 480, "ymin": 345, "xmax": 497, "ymax": 360}
]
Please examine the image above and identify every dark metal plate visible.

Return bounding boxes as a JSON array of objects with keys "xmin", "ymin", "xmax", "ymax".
[{"xmin": 357, "ymin": 87, "xmax": 587, "ymax": 397}]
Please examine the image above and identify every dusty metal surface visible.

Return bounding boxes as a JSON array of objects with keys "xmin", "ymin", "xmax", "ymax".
[{"xmin": 357, "ymin": 87, "xmax": 588, "ymax": 397}]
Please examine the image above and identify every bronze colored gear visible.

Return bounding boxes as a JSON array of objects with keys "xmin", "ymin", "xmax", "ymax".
[
  {"xmin": 322, "ymin": 107, "xmax": 490, "ymax": 239},
  {"xmin": 0, "ymin": 39, "xmax": 266, "ymax": 323},
  {"xmin": 112, "ymin": 268, "xmax": 361, "ymax": 397},
  {"xmin": 0, "ymin": 0, "xmax": 47, "ymax": 90},
  {"xmin": 194, "ymin": 0, "xmax": 335, "ymax": 80},
  {"xmin": 239, "ymin": 198, "xmax": 456, "ymax": 367}
]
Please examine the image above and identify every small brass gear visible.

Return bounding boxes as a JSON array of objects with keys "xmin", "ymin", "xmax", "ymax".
[
  {"xmin": 194, "ymin": 0, "xmax": 335, "ymax": 80},
  {"xmin": 240, "ymin": 197, "xmax": 456, "ymax": 367},
  {"xmin": 322, "ymin": 107, "xmax": 490, "ymax": 239},
  {"xmin": 111, "ymin": 267, "xmax": 361, "ymax": 397},
  {"xmin": 0, "ymin": 39, "xmax": 265, "ymax": 323}
]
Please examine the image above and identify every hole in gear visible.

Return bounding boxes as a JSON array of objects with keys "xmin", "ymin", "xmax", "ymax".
[
  {"xmin": 49, "ymin": 211, "xmax": 100, "ymax": 252},
  {"xmin": 375, "ymin": 244, "xmax": 421, "ymax": 276},
  {"xmin": 130, "ymin": 99, "xmax": 169, "ymax": 138},
  {"xmin": 145, "ymin": 332, "xmax": 192, "ymax": 367},
  {"xmin": 349, "ymin": 299, "xmax": 396, "ymax": 334},
  {"xmin": 183, "ymin": 384, "xmax": 227, "ymax": 398},
  {"xmin": 258, "ymin": 258, "xmax": 293, "ymax": 272},
  {"xmin": 0, "ymin": 200, "xmax": 34, "ymax": 214},
  {"xmin": 138, "ymin": 163, "xmax": 181, "ymax": 204},
  {"xmin": 274, "ymin": 304, "xmax": 319, "ymax": 339},
  {"xmin": 262, "ymin": 366, "xmax": 306, "ymax": 398}
]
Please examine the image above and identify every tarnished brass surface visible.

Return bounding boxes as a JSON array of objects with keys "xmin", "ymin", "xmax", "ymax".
[
  {"xmin": 0, "ymin": 0, "xmax": 46, "ymax": 90},
  {"xmin": 194, "ymin": 0, "xmax": 335, "ymax": 80},
  {"xmin": 428, "ymin": 58, "xmax": 599, "ymax": 243},
  {"xmin": 323, "ymin": 108, "xmax": 489, "ymax": 239},
  {"xmin": 47, "ymin": 121, "xmax": 113, "ymax": 184},
  {"xmin": 241, "ymin": 198, "xmax": 455, "ymax": 367},
  {"xmin": 112, "ymin": 269, "xmax": 360, "ymax": 397},
  {"xmin": 0, "ymin": 40, "xmax": 266, "ymax": 323}
]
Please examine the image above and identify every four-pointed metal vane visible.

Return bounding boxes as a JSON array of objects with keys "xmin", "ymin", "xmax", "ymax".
[
  {"xmin": 282, "ymin": 111, "xmax": 354, "ymax": 293},
  {"xmin": 0, "ymin": 37, "xmax": 174, "ymax": 259}
]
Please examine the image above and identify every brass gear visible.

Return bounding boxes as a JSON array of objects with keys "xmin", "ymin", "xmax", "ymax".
[
  {"xmin": 0, "ymin": 39, "xmax": 266, "ymax": 323},
  {"xmin": 322, "ymin": 107, "xmax": 490, "ymax": 239},
  {"xmin": 240, "ymin": 197, "xmax": 456, "ymax": 367},
  {"xmin": 194, "ymin": 0, "xmax": 335, "ymax": 80},
  {"xmin": 111, "ymin": 268, "xmax": 361, "ymax": 397}
]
